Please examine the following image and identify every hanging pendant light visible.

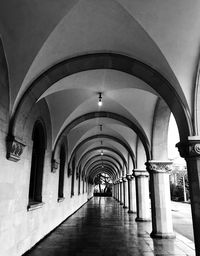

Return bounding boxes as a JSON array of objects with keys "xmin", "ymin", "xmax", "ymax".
[{"xmin": 98, "ymin": 92, "xmax": 102, "ymax": 107}]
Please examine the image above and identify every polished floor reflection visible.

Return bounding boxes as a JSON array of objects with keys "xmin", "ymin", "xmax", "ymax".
[{"xmin": 24, "ymin": 197, "xmax": 195, "ymax": 256}]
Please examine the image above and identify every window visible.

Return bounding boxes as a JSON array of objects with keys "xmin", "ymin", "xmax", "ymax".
[
  {"xmin": 71, "ymin": 157, "xmax": 75, "ymax": 197},
  {"xmin": 28, "ymin": 120, "xmax": 46, "ymax": 208},
  {"xmin": 78, "ymin": 169, "xmax": 81, "ymax": 195},
  {"xmin": 58, "ymin": 145, "xmax": 65, "ymax": 200}
]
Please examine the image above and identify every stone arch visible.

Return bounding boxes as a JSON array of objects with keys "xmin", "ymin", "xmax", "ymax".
[
  {"xmin": 0, "ymin": 37, "xmax": 10, "ymax": 156},
  {"xmin": 88, "ymin": 167, "xmax": 117, "ymax": 183},
  {"xmin": 151, "ymin": 98, "xmax": 171, "ymax": 160},
  {"xmin": 136, "ymin": 137, "xmax": 147, "ymax": 169},
  {"xmin": 82, "ymin": 154, "xmax": 122, "ymax": 175},
  {"xmin": 54, "ymin": 111, "xmax": 150, "ymax": 161},
  {"xmin": 193, "ymin": 56, "xmax": 200, "ymax": 135},
  {"xmin": 0, "ymin": 37, "xmax": 9, "ymax": 122},
  {"xmin": 9, "ymin": 53, "xmax": 193, "ymax": 147},
  {"xmin": 83, "ymin": 164, "xmax": 122, "ymax": 183},
  {"xmin": 52, "ymin": 135, "xmax": 68, "ymax": 172},
  {"xmin": 86, "ymin": 160, "xmax": 120, "ymax": 177},
  {"xmin": 76, "ymin": 146, "xmax": 128, "ymax": 175},
  {"xmin": 68, "ymin": 134, "xmax": 135, "ymax": 170}
]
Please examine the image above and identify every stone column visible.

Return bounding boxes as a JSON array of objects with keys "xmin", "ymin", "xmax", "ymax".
[
  {"xmin": 119, "ymin": 179, "xmax": 123, "ymax": 205},
  {"xmin": 177, "ymin": 138, "xmax": 200, "ymax": 253},
  {"xmin": 117, "ymin": 180, "xmax": 120, "ymax": 202},
  {"xmin": 146, "ymin": 161, "xmax": 175, "ymax": 238},
  {"xmin": 134, "ymin": 170, "xmax": 150, "ymax": 221},
  {"xmin": 115, "ymin": 182, "xmax": 118, "ymax": 200},
  {"xmin": 113, "ymin": 182, "xmax": 116, "ymax": 199},
  {"xmin": 115, "ymin": 182, "xmax": 119, "ymax": 201},
  {"xmin": 126, "ymin": 174, "xmax": 137, "ymax": 213},
  {"xmin": 122, "ymin": 177, "xmax": 128, "ymax": 208}
]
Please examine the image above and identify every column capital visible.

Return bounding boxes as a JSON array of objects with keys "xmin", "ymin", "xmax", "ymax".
[
  {"xmin": 126, "ymin": 174, "xmax": 134, "ymax": 180},
  {"xmin": 51, "ymin": 159, "xmax": 59, "ymax": 173},
  {"xmin": 134, "ymin": 169, "xmax": 149, "ymax": 177},
  {"xmin": 122, "ymin": 177, "xmax": 127, "ymax": 182},
  {"xmin": 6, "ymin": 135, "xmax": 26, "ymax": 162},
  {"xmin": 176, "ymin": 137, "xmax": 200, "ymax": 158},
  {"xmin": 145, "ymin": 161, "xmax": 172, "ymax": 173}
]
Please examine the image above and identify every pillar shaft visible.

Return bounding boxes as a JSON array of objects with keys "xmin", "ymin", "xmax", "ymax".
[
  {"xmin": 119, "ymin": 180, "xmax": 123, "ymax": 205},
  {"xmin": 126, "ymin": 174, "xmax": 136, "ymax": 213},
  {"xmin": 134, "ymin": 170, "xmax": 150, "ymax": 222},
  {"xmin": 177, "ymin": 138, "xmax": 200, "ymax": 253},
  {"xmin": 115, "ymin": 183, "xmax": 118, "ymax": 200},
  {"xmin": 122, "ymin": 178, "xmax": 128, "ymax": 208},
  {"xmin": 115, "ymin": 182, "xmax": 118, "ymax": 201},
  {"xmin": 146, "ymin": 161, "xmax": 175, "ymax": 238},
  {"xmin": 115, "ymin": 183, "xmax": 117, "ymax": 200},
  {"xmin": 117, "ymin": 181, "xmax": 120, "ymax": 202},
  {"xmin": 113, "ymin": 183, "xmax": 116, "ymax": 199}
]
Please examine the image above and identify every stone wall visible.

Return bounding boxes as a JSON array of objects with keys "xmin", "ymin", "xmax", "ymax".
[{"xmin": 0, "ymin": 98, "xmax": 93, "ymax": 256}]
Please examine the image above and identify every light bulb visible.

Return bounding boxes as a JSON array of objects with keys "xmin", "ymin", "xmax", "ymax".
[
  {"xmin": 98, "ymin": 93, "xmax": 102, "ymax": 107},
  {"xmin": 98, "ymin": 99, "xmax": 102, "ymax": 106}
]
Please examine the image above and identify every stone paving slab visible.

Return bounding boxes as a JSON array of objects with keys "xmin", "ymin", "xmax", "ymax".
[{"xmin": 24, "ymin": 197, "xmax": 195, "ymax": 256}]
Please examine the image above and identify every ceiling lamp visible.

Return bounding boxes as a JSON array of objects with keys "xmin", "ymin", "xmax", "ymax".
[
  {"xmin": 101, "ymin": 150, "xmax": 104, "ymax": 156},
  {"xmin": 98, "ymin": 92, "xmax": 102, "ymax": 107},
  {"xmin": 100, "ymin": 125, "xmax": 102, "ymax": 132}
]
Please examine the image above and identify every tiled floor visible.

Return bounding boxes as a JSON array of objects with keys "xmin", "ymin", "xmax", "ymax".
[{"xmin": 24, "ymin": 197, "xmax": 195, "ymax": 256}]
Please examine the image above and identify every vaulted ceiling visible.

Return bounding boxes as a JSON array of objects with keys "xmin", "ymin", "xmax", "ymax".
[{"xmin": 1, "ymin": 0, "xmax": 199, "ymax": 182}]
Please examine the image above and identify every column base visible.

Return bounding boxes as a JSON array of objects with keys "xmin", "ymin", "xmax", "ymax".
[
  {"xmin": 128, "ymin": 210, "xmax": 136, "ymax": 214},
  {"xmin": 135, "ymin": 217, "xmax": 151, "ymax": 222},
  {"xmin": 150, "ymin": 231, "xmax": 176, "ymax": 239},
  {"xmin": 120, "ymin": 202, "xmax": 123, "ymax": 205},
  {"xmin": 123, "ymin": 206, "xmax": 128, "ymax": 209}
]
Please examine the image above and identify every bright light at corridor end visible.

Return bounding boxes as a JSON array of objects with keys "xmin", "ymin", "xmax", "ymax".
[{"xmin": 98, "ymin": 92, "xmax": 102, "ymax": 107}]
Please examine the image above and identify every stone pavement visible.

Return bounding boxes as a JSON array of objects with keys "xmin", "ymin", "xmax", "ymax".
[
  {"xmin": 24, "ymin": 197, "xmax": 195, "ymax": 256},
  {"xmin": 171, "ymin": 201, "xmax": 194, "ymax": 242}
]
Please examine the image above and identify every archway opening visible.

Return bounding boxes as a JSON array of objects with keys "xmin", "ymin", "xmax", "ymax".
[
  {"xmin": 94, "ymin": 172, "xmax": 113, "ymax": 197},
  {"xmin": 168, "ymin": 114, "xmax": 193, "ymax": 241}
]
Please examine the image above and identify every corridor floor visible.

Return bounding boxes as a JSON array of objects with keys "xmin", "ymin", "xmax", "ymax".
[{"xmin": 24, "ymin": 197, "xmax": 195, "ymax": 256}]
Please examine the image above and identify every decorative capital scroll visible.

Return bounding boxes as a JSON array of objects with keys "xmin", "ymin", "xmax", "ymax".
[
  {"xmin": 51, "ymin": 159, "xmax": 59, "ymax": 173},
  {"xmin": 145, "ymin": 161, "xmax": 172, "ymax": 173},
  {"xmin": 176, "ymin": 137, "xmax": 200, "ymax": 158},
  {"xmin": 6, "ymin": 135, "xmax": 26, "ymax": 162}
]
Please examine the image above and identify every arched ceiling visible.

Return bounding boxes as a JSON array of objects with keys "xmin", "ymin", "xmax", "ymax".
[
  {"xmin": 41, "ymin": 70, "xmax": 157, "ymax": 143},
  {"xmin": 0, "ymin": 0, "xmax": 199, "ymax": 111},
  {"xmin": 83, "ymin": 155, "xmax": 122, "ymax": 172},
  {"xmin": 81, "ymin": 152, "xmax": 123, "ymax": 173},
  {"xmin": 68, "ymin": 134, "xmax": 135, "ymax": 166},
  {"xmin": 1, "ymin": 0, "xmax": 200, "ymax": 182}
]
